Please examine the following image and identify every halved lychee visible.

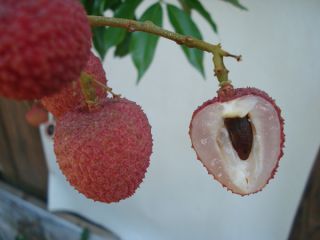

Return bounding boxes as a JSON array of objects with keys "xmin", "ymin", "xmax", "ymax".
[{"xmin": 189, "ymin": 86, "xmax": 284, "ymax": 195}]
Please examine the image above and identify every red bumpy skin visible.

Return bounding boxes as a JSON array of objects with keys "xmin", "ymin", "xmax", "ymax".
[
  {"xmin": 0, "ymin": 0, "xmax": 91, "ymax": 100},
  {"xmin": 25, "ymin": 102, "xmax": 48, "ymax": 127},
  {"xmin": 189, "ymin": 86, "xmax": 285, "ymax": 195},
  {"xmin": 41, "ymin": 52, "xmax": 107, "ymax": 118},
  {"xmin": 54, "ymin": 98, "xmax": 153, "ymax": 203}
]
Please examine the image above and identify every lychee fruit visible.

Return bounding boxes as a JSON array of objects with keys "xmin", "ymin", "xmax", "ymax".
[
  {"xmin": 41, "ymin": 52, "xmax": 107, "ymax": 118},
  {"xmin": 189, "ymin": 85, "xmax": 285, "ymax": 195},
  {"xmin": 25, "ymin": 102, "xmax": 48, "ymax": 127},
  {"xmin": 54, "ymin": 98, "xmax": 153, "ymax": 203},
  {"xmin": 0, "ymin": 0, "xmax": 91, "ymax": 100}
]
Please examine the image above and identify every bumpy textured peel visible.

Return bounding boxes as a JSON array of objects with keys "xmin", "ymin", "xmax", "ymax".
[
  {"xmin": 41, "ymin": 52, "xmax": 107, "ymax": 118},
  {"xmin": 0, "ymin": 0, "xmax": 91, "ymax": 100},
  {"xmin": 189, "ymin": 88, "xmax": 285, "ymax": 195},
  {"xmin": 25, "ymin": 102, "xmax": 48, "ymax": 127},
  {"xmin": 54, "ymin": 98, "xmax": 153, "ymax": 203}
]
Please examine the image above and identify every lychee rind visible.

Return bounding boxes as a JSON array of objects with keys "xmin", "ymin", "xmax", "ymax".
[
  {"xmin": 189, "ymin": 87, "xmax": 285, "ymax": 195},
  {"xmin": 0, "ymin": 0, "xmax": 91, "ymax": 100},
  {"xmin": 54, "ymin": 98, "xmax": 153, "ymax": 203},
  {"xmin": 41, "ymin": 52, "xmax": 107, "ymax": 118},
  {"xmin": 25, "ymin": 102, "xmax": 48, "ymax": 127}
]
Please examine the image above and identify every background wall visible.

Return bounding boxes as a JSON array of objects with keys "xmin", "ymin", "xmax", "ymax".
[{"xmin": 41, "ymin": 0, "xmax": 320, "ymax": 239}]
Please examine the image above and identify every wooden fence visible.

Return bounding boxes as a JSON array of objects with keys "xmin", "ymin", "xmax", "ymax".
[{"xmin": 0, "ymin": 97, "xmax": 47, "ymax": 199}]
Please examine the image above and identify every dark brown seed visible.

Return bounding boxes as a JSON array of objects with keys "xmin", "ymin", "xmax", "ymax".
[{"xmin": 224, "ymin": 115, "xmax": 253, "ymax": 160}]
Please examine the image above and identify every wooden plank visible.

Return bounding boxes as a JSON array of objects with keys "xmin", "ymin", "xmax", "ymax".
[
  {"xmin": 0, "ymin": 97, "xmax": 48, "ymax": 199},
  {"xmin": 289, "ymin": 148, "xmax": 320, "ymax": 240},
  {"xmin": 0, "ymin": 115, "xmax": 18, "ymax": 184},
  {"xmin": 0, "ymin": 182, "xmax": 119, "ymax": 240}
]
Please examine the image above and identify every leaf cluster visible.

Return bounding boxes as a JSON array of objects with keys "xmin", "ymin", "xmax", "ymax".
[{"xmin": 81, "ymin": 0, "xmax": 246, "ymax": 82}]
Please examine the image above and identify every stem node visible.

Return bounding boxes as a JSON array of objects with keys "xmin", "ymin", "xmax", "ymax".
[{"xmin": 87, "ymin": 15, "xmax": 241, "ymax": 87}]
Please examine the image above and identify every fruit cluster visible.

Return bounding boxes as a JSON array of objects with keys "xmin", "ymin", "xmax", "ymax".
[
  {"xmin": 0, "ymin": 0, "xmax": 152, "ymax": 203},
  {"xmin": 0, "ymin": 0, "xmax": 284, "ymax": 200}
]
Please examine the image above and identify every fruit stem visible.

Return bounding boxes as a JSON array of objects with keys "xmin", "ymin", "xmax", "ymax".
[
  {"xmin": 87, "ymin": 15, "xmax": 241, "ymax": 85},
  {"xmin": 92, "ymin": 78, "xmax": 121, "ymax": 99},
  {"xmin": 80, "ymin": 72, "xmax": 98, "ymax": 111}
]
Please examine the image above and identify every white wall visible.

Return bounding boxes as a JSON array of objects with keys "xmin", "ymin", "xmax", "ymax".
[{"xmin": 41, "ymin": 1, "xmax": 320, "ymax": 239}]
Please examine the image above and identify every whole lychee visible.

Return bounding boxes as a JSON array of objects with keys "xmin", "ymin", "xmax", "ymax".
[
  {"xmin": 25, "ymin": 102, "xmax": 48, "ymax": 127},
  {"xmin": 54, "ymin": 98, "xmax": 153, "ymax": 203},
  {"xmin": 189, "ymin": 85, "xmax": 285, "ymax": 195},
  {"xmin": 0, "ymin": 0, "xmax": 91, "ymax": 100},
  {"xmin": 41, "ymin": 52, "xmax": 107, "ymax": 118}
]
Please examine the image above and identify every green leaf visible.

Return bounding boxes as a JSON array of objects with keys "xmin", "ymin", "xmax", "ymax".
[
  {"xmin": 114, "ymin": 15, "xmax": 137, "ymax": 58},
  {"xmin": 81, "ymin": 0, "xmax": 123, "ymax": 13},
  {"xmin": 167, "ymin": 4, "xmax": 204, "ymax": 77},
  {"xmin": 178, "ymin": 0, "xmax": 191, "ymax": 15},
  {"xmin": 185, "ymin": 0, "xmax": 218, "ymax": 33},
  {"xmin": 81, "ymin": 0, "xmax": 106, "ymax": 15},
  {"xmin": 80, "ymin": 0, "xmax": 113, "ymax": 59},
  {"xmin": 92, "ymin": 27, "xmax": 108, "ymax": 59},
  {"xmin": 104, "ymin": 0, "xmax": 143, "ymax": 54},
  {"xmin": 92, "ymin": 0, "xmax": 104, "ymax": 15},
  {"xmin": 107, "ymin": 0, "xmax": 123, "ymax": 11},
  {"xmin": 130, "ymin": 3, "xmax": 163, "ymax": 82},
  {"xmin": 114, "ymin": 32, "xmax": 132, "ymax": 57},
  {"xmin": 221, "ymin": 0, "xmax": 248, "ymax": 10},
  {"xmin": 80, "ymin": 0, "xmax": 94, "ymax": 14},
  {"xmin": 80, "ymin": 228, "xmax": 90, "ymax": 240}
]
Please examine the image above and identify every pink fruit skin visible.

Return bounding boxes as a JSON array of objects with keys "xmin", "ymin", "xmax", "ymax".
[
  {"xmin": 0, "ymin": 0, "xmax": 91, "ymax": 100},
  {"xmin": 189, "ymin": 87, "xmax": 285, "ymax": 195},
  {"xmin": 54, "ymin": 98, "xmax": 153, "ymax": 203},
  {"xmin": 41, "ymin": 53, "xmax": 107, "ymax": 118},
  {"xmin": 25, "ymin": 102, "xmax": 48, "ymax": 127}
]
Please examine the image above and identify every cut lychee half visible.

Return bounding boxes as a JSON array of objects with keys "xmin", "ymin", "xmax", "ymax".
[{"xmin": 189, "ymin": 86, "xmax": 285, "ymax": 195}]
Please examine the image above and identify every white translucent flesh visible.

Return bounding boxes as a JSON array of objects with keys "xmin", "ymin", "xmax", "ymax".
[{"xmin": 190, "ymin": 95, "xmax": 281, "ymax": 194}]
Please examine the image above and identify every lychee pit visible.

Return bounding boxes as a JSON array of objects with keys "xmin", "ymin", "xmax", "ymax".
[{"xmin": 224, "ymin": 115, "xmax": 253, "ymax": 160}]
